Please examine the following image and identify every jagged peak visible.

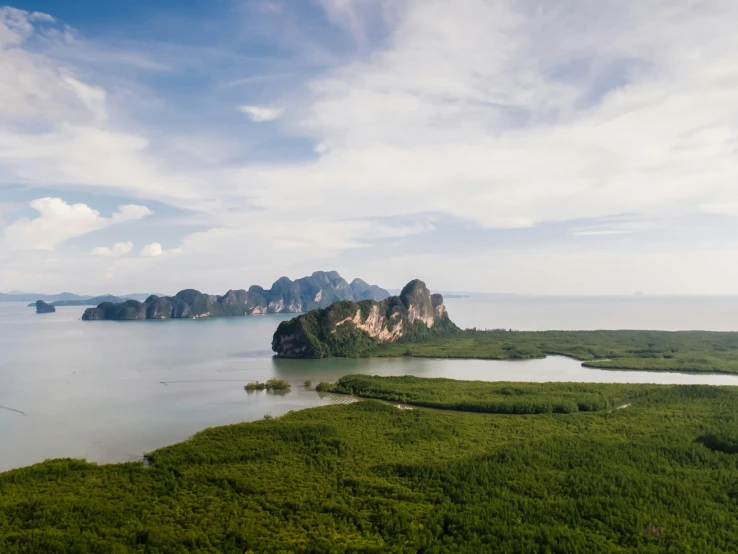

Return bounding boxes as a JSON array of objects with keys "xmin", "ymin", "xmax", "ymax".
[{"xmin": 400, "ymin": 279, "xmax": 431, "ymax": 309}]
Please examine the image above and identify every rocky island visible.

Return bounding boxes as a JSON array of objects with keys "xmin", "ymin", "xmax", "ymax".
[
  {"xmin": 272, "ymin": 279, "xmax": 459, "ymax": 358},
  {"xmin": 35, "ymin": 300, "xmax": 56, "ymax": 314},
  {"xmin": 82, "ymin": 271, "xmax": 389, "ymax": 321}
]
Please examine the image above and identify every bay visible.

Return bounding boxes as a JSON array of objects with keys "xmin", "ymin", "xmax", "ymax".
[{"xmin": 2, "ymin": 295, "xmax": 738, "ymax": 472}]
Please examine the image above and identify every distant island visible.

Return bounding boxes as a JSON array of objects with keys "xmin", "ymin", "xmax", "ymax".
[
  {"xmin": 82, "ymin": 271, "xmax": 389, "ymax": 321},
  {"xmin": 35, "ymin": 300, "xmax": 56, "ymax": 314},
  {"xmin": 26, "ymin": 295, "xmax": 142, "ymax": 308},
  {"xmin": 272, "ymin": 279, "xmax": 459, "ymax": 358},
  {"xmin": 1, "ymin": 292, "xmax": 154, "ymax": 304}
]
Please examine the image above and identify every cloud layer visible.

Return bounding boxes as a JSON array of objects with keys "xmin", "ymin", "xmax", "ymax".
[
  {"xmin": 1, "ymin": 2, "xmax": 738, "ymax": 294},
  {"xmin": 91, "ymin": 241, "xmax": 134, "ymax": 257}
]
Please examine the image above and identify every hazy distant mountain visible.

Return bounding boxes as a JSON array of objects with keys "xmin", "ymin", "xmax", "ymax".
[
  {"xmin": 1, "ymin": 292, "xmax": 88, "ymax": 303},
  {"xmin": 350, "ymin": 278, "xmax": 391, "ymax": 301},
  {"xmin": 82, "ymin": 271, "xmax": 390, "ymax": 321},
  {"xmin": 18, "ymin": 293, "xmax": 165, "ymax": 307}
]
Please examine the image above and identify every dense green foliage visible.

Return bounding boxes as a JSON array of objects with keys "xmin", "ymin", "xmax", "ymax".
[
  {"xmin": 324, "ymin": 375, "xmax": 651, "ymax": 414},
  {"xmin": 373, "ymin": 329, "xmax": 738, "ymax": 373},
  {"xmin": 700, "ymin": 432, "xmax": 738, "ymax": 454},
  {"xmin": 2, "ymin": 380, "xmax": 738, "ymax": 552}
]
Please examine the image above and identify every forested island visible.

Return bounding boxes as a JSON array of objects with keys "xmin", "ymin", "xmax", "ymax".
[
  {"xmin": 82, "ymin": 271, "xmax": 388, "ymax": 321},
  {"xmin": 2, "ymin": 377, "xmax": 738, "ymax": 551}
]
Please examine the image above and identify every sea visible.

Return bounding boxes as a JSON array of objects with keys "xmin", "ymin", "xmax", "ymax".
[{"xmin": 3, "ymin": 295, "xmax": 738, "ymax": 472}]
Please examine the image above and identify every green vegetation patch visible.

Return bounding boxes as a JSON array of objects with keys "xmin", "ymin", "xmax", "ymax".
[
  {"xmin": 244, "ymin": 379, "xmax": 291, "ymax": 392},
  {"xmin": 374, "ymin": 329, "xmax": 738, "ymax": 373},
  {"xmin": 699, "ymin": 432, "xmax": 738, "ymax": 454},
  {"xmin": 3, "ymin": 381, "xmax": 738, "ymax": 552},
  {"xmin": 324, "ymin": 374, "xmax": 653, "ymax": 414}
]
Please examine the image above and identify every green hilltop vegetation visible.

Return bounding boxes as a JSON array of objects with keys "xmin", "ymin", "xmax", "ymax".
[{"xmin": 2, "ymin": 378, "xmax": 738, "ymax": 552}]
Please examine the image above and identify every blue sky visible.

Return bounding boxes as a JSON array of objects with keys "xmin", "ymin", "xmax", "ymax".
[{"xmin": 2, "ymin": 0, "xmax": 738, "ymax": 295}]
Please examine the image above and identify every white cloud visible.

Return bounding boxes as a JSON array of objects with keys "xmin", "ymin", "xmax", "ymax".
[
  {"xmin": 91, "ymin": 241, "xmax": 134, "ymax": 257},
  {"xmin": 237, "ymin": 105, "xmax": 282, "ymax": 122},
  {"xmin": 28, "ymin": 11, "xmax": 55, "ymax": 23},
  {"xmin": 0, "ymin": 7, "xmax": 206, "ymax": 208},
  {"xmin": 227, "ymin": 0, "xmax": 738, "ymax": 234},
  {"xmin": 3, "ymin": 1, "xmax": 738, "ymax": 294},
  {"xmin": 140, "ymin": 242, "xmax": 163, "ymax": 257},
  {"xmin": 353, "ymin": 248, "xmax": 738, "ymax": 296},
  {"xmin": 2, "ymin": 197, "xmax": 152, "ymax": 251},
  {"xmin": 0, "ymin": 6, "xmax": 35, "ymax": 46}
]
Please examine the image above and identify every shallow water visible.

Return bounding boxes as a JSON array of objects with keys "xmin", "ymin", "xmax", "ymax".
[{"xmin": 2, "ymin": 297, "xmax": 738, "ymax": 471}]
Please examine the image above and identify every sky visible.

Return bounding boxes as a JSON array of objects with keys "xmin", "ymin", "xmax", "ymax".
[{"xmin": 1, "ymin": 0, "xmax": 738, "ymax": 295}]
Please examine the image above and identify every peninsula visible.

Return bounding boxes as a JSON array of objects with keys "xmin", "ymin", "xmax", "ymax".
[
  {"xmin": 82, "ymin": 271, "xmax": 389, "ymax": 321},
  {"xmin": 2, "ymin": 378, "xmax": 737, "ymax": 551}
]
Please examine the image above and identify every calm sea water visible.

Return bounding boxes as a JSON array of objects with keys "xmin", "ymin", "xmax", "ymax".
[{"xmin": 2, "ymin": 295, "xmax": 738, "ymax": 471}]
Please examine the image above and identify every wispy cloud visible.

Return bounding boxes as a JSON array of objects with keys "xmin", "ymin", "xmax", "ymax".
[
  {"xmin": 91, "ymin": 241, "xmax": 134, "ymax": 257},
  {"xmin": 237, "ymin": 105, "xmax": 282, "ymax": 122}
]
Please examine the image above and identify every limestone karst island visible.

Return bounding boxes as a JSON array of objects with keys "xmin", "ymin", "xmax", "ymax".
[{"xmin": 81, "ymin": 271, "xmax": 388, "ymax": 320}]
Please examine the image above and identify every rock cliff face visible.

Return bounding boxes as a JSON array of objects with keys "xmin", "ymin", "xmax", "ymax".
[
  {"xmin": 35, "ymin": 300, "xmax": 56, "ymax": 314},
  {"xmin": 272, "ymin": 279, "xmax": 459, "ymax": 358},
  {"xmin": 81, "ymin": 271, "xmax": 389, "ymax": 321}
]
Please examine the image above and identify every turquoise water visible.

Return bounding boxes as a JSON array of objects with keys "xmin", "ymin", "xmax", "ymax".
[{"xmin": 2, "ymin": 297, "xmax": 738, "ymax": 471}]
